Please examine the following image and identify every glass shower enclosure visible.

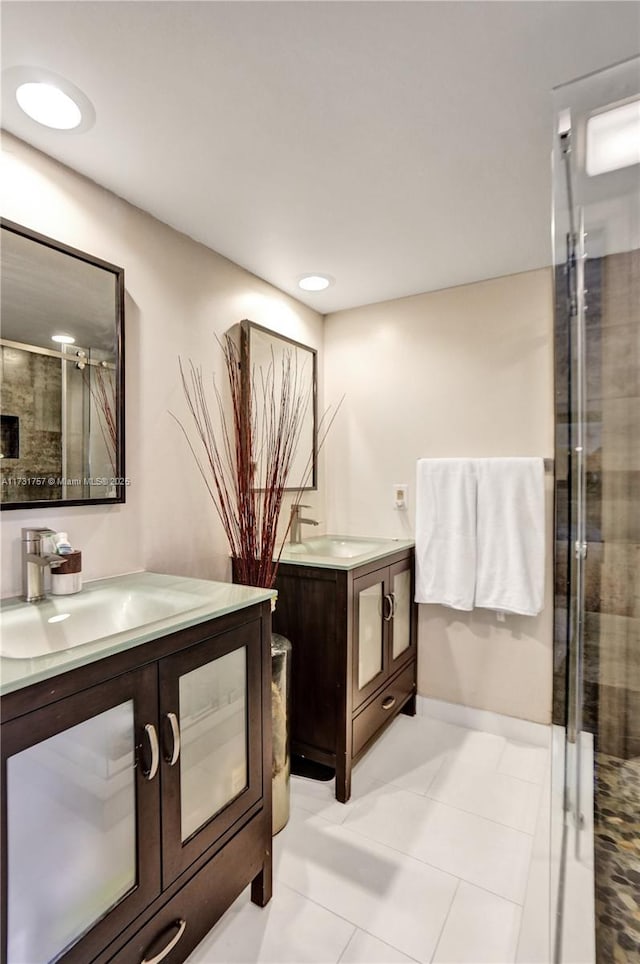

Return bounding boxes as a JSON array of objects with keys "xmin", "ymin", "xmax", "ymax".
[{"xmin": 551, "ymin": 57, "xmax": 639, "ymax": 963}]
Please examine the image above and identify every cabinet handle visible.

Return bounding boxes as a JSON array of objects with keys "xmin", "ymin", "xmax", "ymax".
[
  {"xmin": 383, "ymin": 594, "xmax": 393, "ymax": 622},
  {"xmin": 164, "ymin": 712, "xmax": 181, "ymax": 766},
  {"xmin": 389, "ymin": 592, "xmax": 397, "ymax": 617},
  {"xmin": 142, "ymin": 723, "xmax": 159, "ymax": 781},
  {"xmin": 140, "ymin": 918, "xmax": 186, "ymax": 964},
  {"xmin": 382, "ymin": 695, "xmax": 396, "ymax": 711}
]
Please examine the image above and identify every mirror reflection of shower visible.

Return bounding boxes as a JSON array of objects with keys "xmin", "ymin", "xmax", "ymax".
[
  {"xmin": 0, "ymin": 338, "xmax": 116, "ymax": 503},
  {"xmin": 0, "ymin": 219, "xmax": 124, "ymax": 509}
]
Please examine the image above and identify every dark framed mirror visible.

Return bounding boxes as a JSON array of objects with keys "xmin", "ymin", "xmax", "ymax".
[
  {"xmin": 240, "ymin": 320, "xmax": 317, "ymax": 491},
  {"xmin": 0, "ymin": 219, "xmax": 125, "ymax": 509}
]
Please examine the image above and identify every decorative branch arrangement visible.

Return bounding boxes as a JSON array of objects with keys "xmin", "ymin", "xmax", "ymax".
[{"xmin": 171, "ymin": 332, "xmax": 340, "ymax": 589}]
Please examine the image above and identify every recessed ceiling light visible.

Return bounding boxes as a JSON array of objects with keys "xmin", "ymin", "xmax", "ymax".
[
  {"xmin": 586, "ymin": 99, "xmax": 640, "ymax": 176},
  {"xmin": 16, "ymin": 82, "xmax": 82, "ymax": 130},
  {"xmin": 298, "ymin": 274, "xmax": 333, "ymax": 292},
  {"xmin": 3, "ymin": 66, "xmax": 96, "ymax": 134},
  {"xmin": 51, "ymin": 334, "xmax": 75, "ymax": 345}
]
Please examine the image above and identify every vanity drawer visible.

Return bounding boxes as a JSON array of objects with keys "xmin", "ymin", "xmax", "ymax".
[
  {"xmin": 352, "ymin": 661, "xmax": 416, "ymax": 759},
  {"xmin": 105, "ymin": 811, "xmax": 265, "ymax": 963}
]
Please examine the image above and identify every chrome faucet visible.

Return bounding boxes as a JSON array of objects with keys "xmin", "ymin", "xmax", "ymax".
[
  {"xmin": 289, "ymin": 504, "xmax": 320, "ymax": 545},
  {"xmin": 21, "ymin": 527, "xmax": 65, "ymax": 602}
]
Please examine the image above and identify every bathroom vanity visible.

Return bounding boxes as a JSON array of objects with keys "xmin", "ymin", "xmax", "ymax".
[
  {"xmin": 273, "ymin": 537, "xmax": 417, "ymax": 802},
  {"xmin": 0, "ymin": 573, "xmax": 274, "ymax": 964}
]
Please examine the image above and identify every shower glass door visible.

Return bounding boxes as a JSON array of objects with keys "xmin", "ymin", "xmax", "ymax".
[{"xmin": 552, "ymin": 57, "xmax": 640, "ymax": 964}]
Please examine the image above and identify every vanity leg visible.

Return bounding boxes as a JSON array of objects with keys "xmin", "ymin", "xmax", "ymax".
[
  {"xmin": 336, "ymin": 756, "xmax": 352, "ymax": 803},
  {"xmin": 251, "ymin": 849, "xmax": 273, "ymax": 907},
  {"xmin": 401, "ymin": 693, "xmax": 417, "ymax": 717}
]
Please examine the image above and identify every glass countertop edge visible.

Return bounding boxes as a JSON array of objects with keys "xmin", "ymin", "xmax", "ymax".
[
  {"xmin": 0, "ymin": 571, "xmax": 275, "ymax": 697},
  {"xmin": 276, "ymin": 536, "xmax": 415, "ymax": 570}
]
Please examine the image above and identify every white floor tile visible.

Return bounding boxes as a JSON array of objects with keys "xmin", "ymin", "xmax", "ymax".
[
  {"xmin": 426, "ymin": 758, "xmax": 541, "ymax": 833},
  {"xmin": 443, "ymin": 728, "xmax": 508, "ymax": 771},
  {"xmin": 353, "ymin": 714, "xmax": 507, "ymax": 795},
  {"xmin": 432, "ymin": 882, "xmax": 521, "ymax": 964},
  {"xmin": 351, "ymin": 715, "xmax": 450, "ymax": 795},
  {"xmin": 498, "ymin": 741, "xmax": 550, "ymax": 786},
  {"xmin": 339, "ymin": 928, "xmax": 418, "ymax": 963},
  {"xmin": 516, "ymin": 770, "xmax": 551, "ymax": 963},
  {"xmin": 290, "ymin": 772, "xmax": 381, "ymax": 825},
  {"xmin": 185, "ymin": 881, "xmax": 355, "ymax": 963},
  {"xmin": 188, "ymin": 714, "xmax": 552, "ymax": 964},
  {"xmin": 342, "ymin": 784, "xmax": 532, "ymax": 903},
  {"xmin": 278, "ymin": 809, "xmax": 458, "ymax": 963}
]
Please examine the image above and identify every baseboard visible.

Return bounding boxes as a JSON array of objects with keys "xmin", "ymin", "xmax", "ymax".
[{"xmin": 417, "ymin": 696, "xmax": 550, "ymax": 747}]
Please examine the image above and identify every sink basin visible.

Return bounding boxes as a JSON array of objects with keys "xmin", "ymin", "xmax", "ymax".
[
  {"xmin": 0, "ymin": 572, "xmax": 275, "ymax": 696},
  {"xmin": 277, "ymin": 535, "xmax": 415, "ymax": 569},
  {"xmin": 0, "ymin": 583, "xmax": 205, "ymax": 660},
  {"xmin": 282, "ymin": 536, "xmax": 383, "ymax": 559}
]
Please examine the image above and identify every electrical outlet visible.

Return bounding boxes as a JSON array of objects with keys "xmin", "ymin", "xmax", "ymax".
[{"xmin": 394, "ymin": 483, "xmax": 408, "ymax": 509}]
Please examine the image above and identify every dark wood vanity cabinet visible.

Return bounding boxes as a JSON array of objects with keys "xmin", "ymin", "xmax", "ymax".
[
  {"xmin": 273, "ymin": 548, "xmax": 417, "ymax": 802},
  {"xmin": 1, "ymin": 601, "xmax": 272, "ymax": 964}
]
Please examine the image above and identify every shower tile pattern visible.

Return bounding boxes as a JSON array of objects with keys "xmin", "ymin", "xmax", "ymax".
[
  {"xmin": 0, "ymin": 345, "xmax": 62, "ymax": 502},
  {"xmin": 555, "ymin": 248, "xmax": 640, "ymax": 962},
  {"xmin": 594, "ymin": 753, "xmax": 640, "ymax": 962}
]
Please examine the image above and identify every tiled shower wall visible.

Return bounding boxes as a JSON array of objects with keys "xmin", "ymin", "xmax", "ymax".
[
  {"xmin": 554, "ymin": 247, "xmax": 640, "ymax": 962},
  {"xmin": 554, "ymin": 249, "xmax": 640, "ymax": 751},
  {"xmin": 591, "ymin": 250, "xmax": 639, "ymax": 759},
  {"xmin": 0, "ymin": 346, "xmax": 63, "ymax": 502}
]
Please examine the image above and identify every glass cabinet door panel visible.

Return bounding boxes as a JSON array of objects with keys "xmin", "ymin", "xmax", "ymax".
[
  {"xmin": 358, "ymin": 582, "xmax": 384, "ymax": 690},
  {"xmin": 179, "ymin": 646, "xmax": 248, "ymax": 842},
  {"xmin": 7, "ymin": 702, "xmax": 136, "ymax": 964},
  {"xmin": 391, "ymin": 568, "xmax": 411, "ymax": 659}
]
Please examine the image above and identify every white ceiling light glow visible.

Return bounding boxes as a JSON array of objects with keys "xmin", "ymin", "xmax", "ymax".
[
  {"xmin": 298, "ymin": 274, "xmax": 333, "ymax": 292},
  {"xmin": 51, "ymin": 334, "xmax": 75, "ymax": 345},
  {"xmin": 16, "ymin": 82, "xmax": 82, "ymax": 129},
  {"xmin": 3, "ymin": 65, "xmax": 96, "ymax": 134},
  {"xmin": 586, "ymin": 99, "xmax": 640, "ymax": 176}
]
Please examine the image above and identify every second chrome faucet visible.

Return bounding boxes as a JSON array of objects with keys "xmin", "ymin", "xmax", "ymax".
[{"xmin": 289, "ymin": 504, "xmax": 319, "ymax": 544}]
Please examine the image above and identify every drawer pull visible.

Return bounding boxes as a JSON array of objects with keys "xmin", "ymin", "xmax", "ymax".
[
  {"xmin": 141, "ymin": 918, "xmax": 186, "ymax": 964},
  {"xmin": 164, "ymin": 712, "xmax": 181, "ymax": 766},
  {"xmin": 382, "ymin": 695, "xmax": 396, "ymax": 711},
  {"xmin": 142, "ymin": 723, "xmax": 159, "ymax": 781}
]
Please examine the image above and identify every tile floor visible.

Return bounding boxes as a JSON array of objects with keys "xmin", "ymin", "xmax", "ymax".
[{"xmin": 186, "ymin": 713, "xmax": 551, "ymax": 964}]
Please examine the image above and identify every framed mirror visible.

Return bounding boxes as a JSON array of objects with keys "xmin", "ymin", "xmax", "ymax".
[
  {"xmin": 0, "ymin": 219, "xmax": 125, "ymax": 509},
  {"xmin": 241, "ymin": 320, "xmax": 317, "ymax": 491}
]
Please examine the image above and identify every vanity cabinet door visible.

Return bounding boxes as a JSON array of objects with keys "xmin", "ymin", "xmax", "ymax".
[
  {"xmin": 158, "ymin": 619, "xmax": 263, "ymax": 886},
  {"xmin": 352, "ymin": 567, "xmax": 389, "ymax": 709},
  {"xmin": 1, "ymin": 666, "xmax": 161, "ymax": 964},
  {"xmin": 388, "ymin": 558, "xmax": 417, "ymax": 675}
]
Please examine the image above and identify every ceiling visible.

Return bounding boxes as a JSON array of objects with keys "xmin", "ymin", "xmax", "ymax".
[{"xmin": 1, "ymin": 2, "xmax": 639, "ymax": 314}]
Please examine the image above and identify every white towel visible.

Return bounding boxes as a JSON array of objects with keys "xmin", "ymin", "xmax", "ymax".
[
  {"xmin": 475, "ymin": 458, "xmax": 545, "ymax": 616},
  {"xmin": 415, "ymin": 459, "xmax": 477, "ymax": 610}
]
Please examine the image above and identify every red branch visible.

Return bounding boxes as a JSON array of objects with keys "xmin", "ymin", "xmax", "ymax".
[{"xmin": 171, "ymin": 333, "xmax": 342, "ymax": 588}]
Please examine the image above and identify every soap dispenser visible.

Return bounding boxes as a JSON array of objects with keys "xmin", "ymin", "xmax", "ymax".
[{"xmin": 50, "ymin": 532, "xmax": 82, "ymax": 595}]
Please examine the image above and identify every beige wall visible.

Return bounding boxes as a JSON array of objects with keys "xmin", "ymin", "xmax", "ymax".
[
  {"xmin": 324, "ymin": 269, "xmax": 555, "ymax": 724},
  {"xmin": 1, "ymin": 134, "xmax": 324, "ymax": 597},
  {"xmin": 1, "ymin": 136, "xmax": 555, "ymax": 724}
]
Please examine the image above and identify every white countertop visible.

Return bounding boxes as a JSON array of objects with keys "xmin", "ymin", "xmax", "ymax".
[
  {"xmin": 276, "ymin": 535, "xmax": 415, "ymax": 570},
  {"xmin": 0, "ymin": 571, "xmax": 274, "ymax": 696}
]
